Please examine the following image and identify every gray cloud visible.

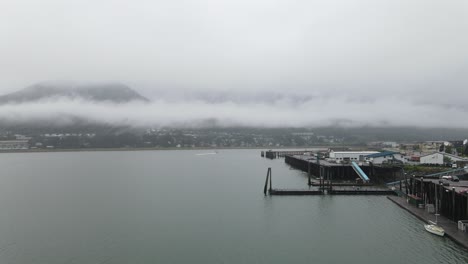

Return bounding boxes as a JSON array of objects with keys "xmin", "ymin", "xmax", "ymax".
[
  {"xmin": 0, "ymin": 93, "xmax": 467, "ymax": 128},
  {"xmin": 1, "ymin": 0, "xmax": 468, "ymax": 127}
]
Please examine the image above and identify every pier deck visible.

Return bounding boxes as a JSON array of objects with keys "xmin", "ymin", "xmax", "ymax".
[
  {"xmin": 269, "ymin": 189, "xmax": 323, "ymax": 195},
  {"xmin": 388, "ymin": 196, "xmax": 468, "ymax": 250},
  {"xmin": 263, "ymin": 166, "xmax": 397, "ymax": 196},
  {"xmin": 268, "ymin": 186, "xmax": 395, "ymax": 196}
]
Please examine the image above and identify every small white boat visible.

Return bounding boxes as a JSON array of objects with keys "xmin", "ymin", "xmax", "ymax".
[
  {"xmin": 424, "ymin": 218, "xmax": 445, "ymax": 237},
  {"xmin": 424, "ymin": 223, "xmax": 445, "ymax": 236}
]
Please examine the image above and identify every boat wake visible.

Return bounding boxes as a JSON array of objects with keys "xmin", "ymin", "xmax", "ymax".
[{"xmin": 196, "ymin": 152, "xmax": 217, "ymax": 156}]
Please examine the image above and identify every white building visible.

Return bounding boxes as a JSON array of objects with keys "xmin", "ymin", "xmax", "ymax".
[
  {"xmin": 15, "ymin": 134, "xmax": 32, "ymax": 140},
  {"xmin": 420, "ymin": 152, "xmax": 468, "ymax": 165},
  {"xmin": 0, "ymin": 140, "xmax": 29, "ymax": 150},
  {"xmin": 382, "ymin": 142, "xmax": 399, "ymax": 148},
  {"xmin": 365, "ymin": 151, "xmax": 405, "ymax": 164},
  {"xmin": 329, "ymin": 151, "xmax": 379, "ymax": 161}
]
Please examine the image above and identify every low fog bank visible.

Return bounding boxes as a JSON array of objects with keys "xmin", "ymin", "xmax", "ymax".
[{"xmin": 0, "ymin": 94, "xmax": 466, "ymax": 128}]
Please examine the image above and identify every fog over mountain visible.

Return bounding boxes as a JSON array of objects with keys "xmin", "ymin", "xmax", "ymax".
[
  {"xmin": 0, "ymin": 80, "xmax": 467, "ymax": 129},
  {"xmin": 1, "ymin": 1, "xmax": 468, "ymax": 129}
]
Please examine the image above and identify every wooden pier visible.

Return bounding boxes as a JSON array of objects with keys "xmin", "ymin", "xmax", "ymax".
[
  {"xmin": 285, "ymin": 155, "xmax": 402, "ymax": 183},
  {"xmin": 309, "ymin": 181, "xmax": 372, "ymax": 186},
  {"xmin": 404, "ymin": 177, "xmax": 468, "ymax": 222},
  {"xmin": 329, "ymin": 189, "xmax": 396, "ymax": 195},
  {"xmin": 387, "ymin": 176, "xmax": 468, "ymax": 248},
  {"xmin": 269, "ymin": 189, "xmax": 323, "ymax": 195},
  {"xmin": 263, "ymin": 167, "xmax": 396, "ymax": 196}
]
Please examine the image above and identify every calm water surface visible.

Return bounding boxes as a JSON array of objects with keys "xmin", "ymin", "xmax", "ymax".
[{"xmin": 0, "ymin": 149, "xmax": 466, "ymax": 263}]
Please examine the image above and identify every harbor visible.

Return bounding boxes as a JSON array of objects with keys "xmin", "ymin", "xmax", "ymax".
[
  {"xmin": 261, "ymin": 148, "xmax": 468, "ymax": 249},
  {"xmin": 262, "ymin": 150, "xmax": 403, "ymax": 196}
]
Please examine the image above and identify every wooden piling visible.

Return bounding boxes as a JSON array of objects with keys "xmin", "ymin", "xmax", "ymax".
[
  {"xmin": 269, "ymin": 168, "xmax": 272, "ymax": 192},
  {"xmin": 452, "ymin": 187, "xmax": 455, "ymax": 221},
  {"xmin": 263, "ymin": 167, "xmax": 271, "ymax": 195}
]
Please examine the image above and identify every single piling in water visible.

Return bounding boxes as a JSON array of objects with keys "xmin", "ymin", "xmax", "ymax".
[
  {"xmin": 269, "ymin": 168, "xmax": 272, "ymax": 192},
  {"xmin": 263, "ymin": 167, "xmax": 271, "ymax": 195}
]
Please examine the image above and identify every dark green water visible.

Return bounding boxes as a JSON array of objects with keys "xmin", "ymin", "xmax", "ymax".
[{"xmin": 0, "ymin": 149, "xmax": 466, "ymax": 263}]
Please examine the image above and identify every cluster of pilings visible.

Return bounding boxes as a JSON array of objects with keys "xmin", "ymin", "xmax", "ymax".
[
  {"xmin": 263, "ymin": 166, "xmax": 396, "ymax": 196},
  {"xmin": 263, "ymin": 167, "xmax": 323, "ymax": 195},
  {"xmin": 409, "ymin": 178, "xmax": 468, "ymax": 222}
]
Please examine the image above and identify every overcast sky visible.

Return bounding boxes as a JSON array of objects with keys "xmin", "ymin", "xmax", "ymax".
[{"xmin": 1, "ymin": 0, "xmax": 468, "ymax": 127}]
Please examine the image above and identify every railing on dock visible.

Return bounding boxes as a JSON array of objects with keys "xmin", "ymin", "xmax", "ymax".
[{"xmin": 423, "ymin": 167, "xmax": 468, "ymax": 178}]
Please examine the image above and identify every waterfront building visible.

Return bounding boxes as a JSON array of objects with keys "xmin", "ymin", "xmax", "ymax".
[
  {"xmin": 365, "ymin": 151, "xmax": 406, "ymax": 164},
  {"xmin": 329, "ymin": 151, "xmax": 379, "ymax": 162},
  {"xmin": 0, "ymin": 140, "xmax": 29, "ymax": 150},
  {"xmin": 420, "ymin": 152, "xmax": 468, "ymax": 165}
]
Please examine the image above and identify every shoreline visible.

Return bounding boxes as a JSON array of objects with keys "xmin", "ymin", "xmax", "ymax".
[
  {"xmin": 387, "ymin": 196, "xmax": 468, "ymax": 250},
  {"xmin": 0, "ymin": 145, "xmax": 349, "ymax": 154}
]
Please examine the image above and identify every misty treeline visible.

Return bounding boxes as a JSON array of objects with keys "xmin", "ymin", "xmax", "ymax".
[
  {"xmin": 2, "ymin": 126, "xmax": 468, "ymax": 149},
  {"xmin": 26, "ymin": 128, "xmax": 325, "ymax": 149}
]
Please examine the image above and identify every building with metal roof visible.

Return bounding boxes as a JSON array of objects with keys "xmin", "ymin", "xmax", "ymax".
[{"xmin": 365, "ymin": 151, "xmax": 405, "ymax": 164}]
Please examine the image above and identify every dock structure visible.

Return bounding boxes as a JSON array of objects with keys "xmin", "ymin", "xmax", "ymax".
[
  {"xmin": 387, "ymin": 176, "xmax": 468, "ymax": 248},
  {"xmin": 261, "ymin": 152, "xmax": 468, "ymax": 246},
  {"xmin": 263, "ymin": 150, "xmax": 315, "ymax": 159},
  {"xmin": 403, "ymin": 177, "xmax": 468, "ymax": 222},
  {"xmin": 269, "ymin": 189, "xmax": 323, "ymax": 195},
  {"xmin": 388, "ymin": 195, "xmax": 468, "ymax": 250},
  {"xmin": 263, "ymin": 167, "xmax": 323, "ymax": 195},
  {"xmin": 329, "ymin": 186, "xmax": 395, "ymax": 195},
  {"xmin": 263, "ymin": 167, "xmax": 396, "ymax": 196},
  {"xmin": 285, "ymin": 155, "xmax": 402, "ymax": 183}
]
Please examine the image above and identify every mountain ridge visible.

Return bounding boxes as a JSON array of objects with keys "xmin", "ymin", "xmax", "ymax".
[{"xmin": 0, "ymin": 81, "xmax": 150, "ymax": 104}]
